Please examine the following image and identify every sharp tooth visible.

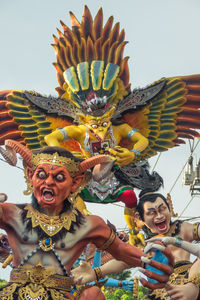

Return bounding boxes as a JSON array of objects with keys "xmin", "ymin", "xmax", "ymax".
[{"xmin": 43, "ymin": 189, "xmax": 53, "ymax": 195}]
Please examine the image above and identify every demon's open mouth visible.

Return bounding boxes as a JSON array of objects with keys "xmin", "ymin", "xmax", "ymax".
[
  {"xmin": 154, "ymin": 220, "xmax": 168, "ymax": 232},
  {"xmin": 42, "ymin": 188, "xmax": 54, "ymax": 202}
]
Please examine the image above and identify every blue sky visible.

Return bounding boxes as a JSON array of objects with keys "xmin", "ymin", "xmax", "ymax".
[{"xmin": 0, "ymin": 0, "xmax": 200, "ymax": 280}]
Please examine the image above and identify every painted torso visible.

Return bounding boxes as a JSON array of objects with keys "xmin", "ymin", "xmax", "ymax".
[
  {"xmin": 166, "ymin": 222, "xmax": 192, "ymax": 264},
  {"xmin": 0, "ymin": 203, "xmax": 100, "ymax": 274}
]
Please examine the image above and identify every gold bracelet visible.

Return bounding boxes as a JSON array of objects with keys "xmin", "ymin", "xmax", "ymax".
[
  {"xmin": 193, "ymin": 223, "xmax": 200, "ymax": 240},
  {"xmin": 98, "ymin": 229, "xmax": 116, "ymax": 251},
  {"xmin": 188, "ymin": 273, "xmax": 200, "ymax": 288},
  {"xmin": 93, "ymin": 267, "xmax": 103, "ymax": 281}
]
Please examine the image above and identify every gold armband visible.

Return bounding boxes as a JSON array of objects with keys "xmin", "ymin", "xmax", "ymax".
[
  {"xmin": 188, "ymin": 273, "xmax": 200, "ymax": 288},
  {"xmin": 98, "ymin": 229, "xmax": 116, "ymax": 251},
  {"xmin": 94, "ymin": 267, "xmax": 103, "ymax": 281},
  {"xmin": 193, "ymin": 223, "xmax": 200, "ymax": 240}
]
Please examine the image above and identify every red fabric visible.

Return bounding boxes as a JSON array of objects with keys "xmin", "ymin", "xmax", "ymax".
[{"xmin": 117, "ymin": 189, "xmax": 137, "ymax": 208}]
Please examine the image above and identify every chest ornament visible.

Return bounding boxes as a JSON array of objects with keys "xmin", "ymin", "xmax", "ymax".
[
  {"xmin": 24, "ymin": 204, "xmax": 78, "ymax": 237},
  {"xmin": 39, "ymin": 238, "xmax": 54, "ymax": 252}
]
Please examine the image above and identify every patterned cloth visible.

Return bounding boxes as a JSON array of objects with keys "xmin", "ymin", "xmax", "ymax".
[{"xmin": 0, "ymin": 266, "xmax": 73, "ymax": 300}]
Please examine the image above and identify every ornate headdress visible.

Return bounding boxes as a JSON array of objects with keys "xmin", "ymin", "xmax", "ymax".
[
  {"xmin": 53, "ymin": 5, "xmax": 130, "ymax": 113},
  {"xmin": 31, "ymin": 152, "xmax": 80, "ymax": 177},
  {"xmin": 1, "ymin": 140, "xmax": 110, "ymax": 196}
]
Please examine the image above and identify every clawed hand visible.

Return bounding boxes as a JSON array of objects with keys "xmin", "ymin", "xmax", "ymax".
[
  {"xmin": 108, "ymin": 146, "xmax": 135, "ymax": 166},
  {"xmin": 145, "ymin": 236, "xmax": 176, "ymax": 248},
  {"xmin": 71, "ymin": 261, "xmax": 96, "ymax": 285},
  {"xmin": 164, "ymin": 283, "xmax": 199, "ymax": 300},
  {"xmin": 139, "ymin": 242, "xmax": 174, "ymax": 290}
]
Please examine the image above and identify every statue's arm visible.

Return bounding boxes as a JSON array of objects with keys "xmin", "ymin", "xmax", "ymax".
[
  {"xmin": 86, "ymin": 215, "xmax": 143, "ymax": 267},
  {"xmin": 76, "ymin": 216, "xmax": 173, "ymax": 288},
  {"xmin": 119, "ymin": 124, "xmax": 149, "ymax": 153},
  {"xmin": 44, "ymin": 125, "xmax": 85, "ymax": 147}
]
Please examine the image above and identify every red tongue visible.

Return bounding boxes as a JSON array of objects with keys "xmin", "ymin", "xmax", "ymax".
[
  {"xmin": 157, "ymin": 222, "xmax": 166, "ymax": 230},
  {"xmin": 44, "ymin": 192, "xmax": 53, "ymax": 200}
]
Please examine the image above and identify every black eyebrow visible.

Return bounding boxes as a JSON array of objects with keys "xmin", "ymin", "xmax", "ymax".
[
  {"xmin": 158, "ymin": 203, "xmax": 164, "ymax": 209},
  {"xmin": 147, "ymin": 203, "xmax": 164, "ymax": 211},
  {"xmin": 147, "ymin": 207, "xmax": 156, "ymax": 211}
]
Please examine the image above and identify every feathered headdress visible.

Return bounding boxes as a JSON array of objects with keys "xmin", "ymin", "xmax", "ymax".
[{"xmin": 52, "ymin": 5, "xmax": 130, "ymax": 113}]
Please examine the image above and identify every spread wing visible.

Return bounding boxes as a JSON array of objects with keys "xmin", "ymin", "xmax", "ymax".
[
  {"xmin": 0, "ymin": 90, "xmax": 81, "ymax": 152},
  {"xmin": 115, "ymin": 74, "xmax": 200, "ymax": 161}
]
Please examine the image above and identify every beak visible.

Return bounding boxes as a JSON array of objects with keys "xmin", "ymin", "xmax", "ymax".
[{"xmin": 94, "ymin": 128, "xmax": 108, "ymax": 141}]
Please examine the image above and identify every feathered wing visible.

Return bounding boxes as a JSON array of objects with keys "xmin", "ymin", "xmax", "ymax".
[
  {"xmin": 0, "ymin": 90, "xmax": 82, "ymax": 152},
  {"xmin": 115, "ymin": 74, "xmax": 200, "ymax": 161}
]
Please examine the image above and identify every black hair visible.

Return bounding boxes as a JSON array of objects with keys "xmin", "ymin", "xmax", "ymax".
[{"xmin": 137, "ymin": 189, "xmax": 170, "ymax": 221}]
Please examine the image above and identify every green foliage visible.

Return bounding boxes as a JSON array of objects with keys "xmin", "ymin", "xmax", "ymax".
[
  {"xmin": 138, "ymin": 286, "xmax": 149, "ymax": 299},
  {"xmin": 104, "ymin": 285, "xmax": 149, "ymax": 300},
  {"xmin": 0, "ymin": 279, "xmax": 7, "ymax": 288},
  {"xmin": 121, "ymin": 294, "xmax": 133, "ymax": 300},
  {"xmin": 105, "ymin": 288, "xmax": 133, "ymax": 300},
  {"xmin": 114, "ymin": 289, "xmax": 124, "ymax": 297}
]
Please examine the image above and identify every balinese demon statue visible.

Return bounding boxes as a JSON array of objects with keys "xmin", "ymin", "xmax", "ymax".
[{"xmin": 0, "ymin": 140, "xmax": 173, "ymax": 299}]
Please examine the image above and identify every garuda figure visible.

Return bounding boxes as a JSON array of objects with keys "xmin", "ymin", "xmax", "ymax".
[
  {"xmin": 0, "ymin": 6, "xmax": 200, "ymax": 212},
  {"xmin": 0, "ymin": 140, "xmax": 173, "ymax": 300}
]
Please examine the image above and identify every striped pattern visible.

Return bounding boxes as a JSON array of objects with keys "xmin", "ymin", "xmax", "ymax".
[
  {"xmin": 53, "ymin": 6, "xmax": 130, "ymax": 97},
  {"xmin": 0, "ymin": 90, "xmax": 52, "ymax": 150},
  {"xmin": 121, "ymin": 74, "xmax": 200, "ymax": 162},
  {"xmin": 0, "ymin": 90, "xmax": 81, "ymax": 152}
]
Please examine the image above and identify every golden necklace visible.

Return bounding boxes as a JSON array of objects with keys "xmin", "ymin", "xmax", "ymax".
[{"xmin": 24, "ymin": 204, "xmax": 78, "ymax": 237}]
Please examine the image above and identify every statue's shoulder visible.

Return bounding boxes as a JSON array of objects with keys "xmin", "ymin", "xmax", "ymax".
[
  {"xmin": 85, "ymin": 214, "xmax": 107, "ymax": 230},
  {"xmin": 179, "ymin": 220, "xmax": 193, "ymax": 240},
  {"xmin": 1, "ymin": 202, "xmax": 26, "ymax": 212},
  {"xmin": 15, "ymin": 203, "xmax": 28, "ymax": 210}
]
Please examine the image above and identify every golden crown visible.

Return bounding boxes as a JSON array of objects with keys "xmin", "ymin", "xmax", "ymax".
[{"xmin": 31, "ymin": 152, "xmax": 80, "ymax": 177}]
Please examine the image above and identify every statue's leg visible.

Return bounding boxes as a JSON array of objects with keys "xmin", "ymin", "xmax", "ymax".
[{"xmin": 79, "ymin": 287, "xmax": 105, "ymax": 300}]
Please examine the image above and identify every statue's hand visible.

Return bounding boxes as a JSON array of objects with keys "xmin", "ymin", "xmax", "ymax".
[
  {"xmin": 0, "ymin": 194, "xmax": 7, "ymax": 203},
  {"xmin": 121, "ymin": 280, "xmax": 133, "ymax": 292},
  {"xmin": 145, "ymin": 236, "xmax": 176, "ymax": 248},
  {"xmin": 166, "ymin": 283, "xmax": 199, "ymax": 300},
  {"xmin": 139, "ymin": 243, "xmax": 174, "ymax": 290},
  {"xmin": 71, "ymin": 262, "xmax": 96, "ymax": 285},
  {"xmin": 108, "ymin": 146, "xmax": 135, "ymax": 166}
]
